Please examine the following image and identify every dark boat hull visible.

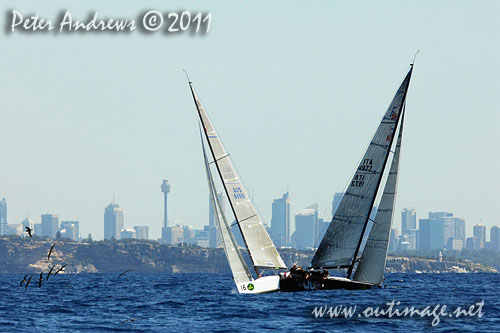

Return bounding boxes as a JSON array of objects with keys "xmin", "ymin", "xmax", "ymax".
[{"xmin": 279, "ymin": 276, "xmax": 373, "ymax": 292}]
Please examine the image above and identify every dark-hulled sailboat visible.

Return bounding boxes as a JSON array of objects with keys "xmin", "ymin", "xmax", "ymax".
[{"xmin": 281, "ymin": 64, "xmax": 413, "ymax": 291}]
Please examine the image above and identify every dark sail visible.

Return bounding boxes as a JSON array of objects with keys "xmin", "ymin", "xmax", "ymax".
[
  {"xmin": 311, "ymin": 66, "xmax": 413, "ymax": 269},
  {"xmin": 353, "ymin": 108, "xmax": 405, "ymax": 285}
]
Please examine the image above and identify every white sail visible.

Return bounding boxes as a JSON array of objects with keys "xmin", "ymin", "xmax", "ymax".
[
  {"xmin": 189, "ymin": 83, "xmax": 286, "ymax": 270},
  {"xmin": 311, "ymin": 66, "xmax": 413, "ymax": 269},
  {"xmin": 201, "ymin": 132, "xmax": 253, "ymax": 284},
  {"xmin": 353, "ymin": 110, "xmax": 404, "ymax": 286}
]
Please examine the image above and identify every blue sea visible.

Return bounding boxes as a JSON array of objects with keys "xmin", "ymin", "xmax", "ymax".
[{"xmin": 0, "ymin": 273, "xmax": 498, "ymax": 332}]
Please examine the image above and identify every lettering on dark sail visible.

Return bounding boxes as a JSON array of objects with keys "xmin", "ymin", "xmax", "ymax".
[
  {"xmin": 350, "ymin": 174, "xmax": 365, "ymax": 187},
  {"xmin": 386, "ymin": 127, "xmax": 395, "ymax": 141},
  {"xmin": 358, "ymin": 159, "xmax": 373, "ymax": 172},
  {"xmin": 389, "ymin": 106, "xmax": 398, "ymax": 120}
]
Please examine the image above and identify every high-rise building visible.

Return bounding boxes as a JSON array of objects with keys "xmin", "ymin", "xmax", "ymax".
[
  {"xmin": 0, "ymin": 198, "xmax": 7, "ymax": 236},
  {"xmin": 442, "ymin": 216, "xmax": 465, "ymax": 248},
  {"xmin": 406, "ymin": 229, "xmax": 418, "ymax": 250},
  {"xmin": 208, "ymin": 226, "xmax": 218, "ymax": 248},
  {"xmin": 447, "ymin": 237, "xmax": 463, "ymax": 251},
  {"xmin": 5, "ymin": 224, "xmax": 23, "ymax": 236},
  {"xmin": 41, "ymin": 214, "xmax": 59, "ymax": 238},
  {"xmin": 418, "ymin": 218, "xmax": 443, "ymax": 250},
  {"xmin": 453, "ymin": 218, "xmax": 466, "ymax": 245},
  {"xmin": 389, "ymin": 228, "xmax": 398, "ymax": 251},
  {"xmin": 473, "ymin": 224, "xmax": 486, "ymax": 248},
  {"xmin": 209, "ymin": 192, "xmax": 225, "ymax": 227},
  {"xmin": 104, "ymin": 203, "xmax": 124, "ymax": 240},
  {"xmin": 428, "ymin": 212, "xmax": 453, "ymax": 219},
  {"xmin": 60, "ymin": 221, "xmax": 79, "ymax": 241},
  {"xmin": 34, "ymin": 223, "xmax": 42, "ymax": 236},
  {"xmin": 208, "ymin": 192, "xmax": 225, "ymax": 248},
  {"xmin": 442, "ymin": 217, "xmax": 454, "ymax": 247},
  {"xmin": 398, "ymin": 235, "xmax": 411, "ymax": 251},
  {"xmin": 316, "ymin": 218, "xmax": 330, "ymax": 246},
  {"xmin": 401, "ymin": 208, "xmax": 416, "ymax": 235},
  {"xmin": 164, "ymin": 225, "xmax": 184, "ymax": 245},
  {"xmin": 271, "ymin": 192, "xmax": 290, "ymax": 247},
  {"xmin": 183, "ymin": 226, "xmax": 194, "ymax": 244},
  {"xmin": 161, "ymin": 180, "xmax": 171, "ymax": 243},
  {"xmin": 121, "ymin": 228, "xmax": 137, "ymax": 239},
  {"xmin": 294, "ymin": 205, "xmax": 318, "ymax": 250},
  {"xmin": 193, "ymin": 227, "xmax": 209, "ymax": 247},
  {"xmin": 490, "ymin": 226, "xmax": 500, "ymax": 252},
  {"xmin": 134, "ymin": 226, "xmax": 149, "ymax": 240},
  {"xmin": 466, "ymin": 237, "xmax": 482, "ymax": 250},
  {"xmin": 331, "ymin": 192, "xmax": 343, "ymax": 216}
]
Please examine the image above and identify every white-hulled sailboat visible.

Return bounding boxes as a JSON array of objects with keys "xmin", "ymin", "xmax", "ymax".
[{"xmin": 188, "ymin": 77, "xmax": 287, "ymax": 294}]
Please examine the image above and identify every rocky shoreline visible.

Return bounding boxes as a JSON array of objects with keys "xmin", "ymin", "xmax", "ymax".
[{"xmin": 0, "ymin": 238, "xmax": 497, "ymax": 274}]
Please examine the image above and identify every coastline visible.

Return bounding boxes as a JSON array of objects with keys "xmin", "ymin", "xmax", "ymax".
[{"xmin": 0, "ymin": 237, "xmax": 497, "ymax": 274}]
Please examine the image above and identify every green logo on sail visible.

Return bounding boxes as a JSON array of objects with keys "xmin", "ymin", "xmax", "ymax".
[{"xmin": 247, "ymin": 283, "xmax": 254, "ymax": 291}]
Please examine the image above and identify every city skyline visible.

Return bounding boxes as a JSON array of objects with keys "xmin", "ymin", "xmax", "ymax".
[
  {"xmin": 2, "ymin": 189, "xmax": 496, "ymax": 248},
  {"xmin": 1, "ymin": 2, "xmax": 499, "ymax": 240},
  {"xmin": 4, "ymin": 187, "xmax": 500, "ymax": 257}
]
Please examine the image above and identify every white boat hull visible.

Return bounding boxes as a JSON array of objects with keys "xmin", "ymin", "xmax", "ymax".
[{"xmin": 236, "ymin": 275, "xmax": 280, "ymax": 294}]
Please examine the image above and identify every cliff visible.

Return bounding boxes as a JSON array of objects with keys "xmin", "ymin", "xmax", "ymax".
[
  {"xmin": 0, "ymin": 237, "xmax": 497, "ymax": 274},
  {"xmin": 0, "ymin": 238, "xmax": 229, "ymax": 274},
  {"xmin": 385, "ymin": 256, "xmax": 497, "ymax": 273}
]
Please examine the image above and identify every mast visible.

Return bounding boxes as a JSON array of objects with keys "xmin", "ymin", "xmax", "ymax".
[{"xmin": 346, "ymin": 66, "xmax": 413, "ymax": 278}]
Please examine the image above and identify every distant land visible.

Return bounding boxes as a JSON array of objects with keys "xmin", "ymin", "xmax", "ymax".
[{"xmin": 0, "ymin": 237, "xmax": 497, "ymax": 274}]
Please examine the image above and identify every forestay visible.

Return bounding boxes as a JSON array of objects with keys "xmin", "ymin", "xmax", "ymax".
[
  {"xmin": 201, "ymin": 132, "xmax": 253, "ymax": 284},
  {"xmin": 311, "ymin": 67, "xmax": 413, "ymax": 269},
  {"xmin": 189, "ymin": 83, "xmax": 286, "ymax": 269},
  {"xmin": 353, "ymin": 109, "xmax": 404, "ymax": 286}
]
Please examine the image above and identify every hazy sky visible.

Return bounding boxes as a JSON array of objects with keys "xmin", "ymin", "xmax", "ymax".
[{"xmin": 1, "ymin": 1, "xmax": 499, "ymax": 240}]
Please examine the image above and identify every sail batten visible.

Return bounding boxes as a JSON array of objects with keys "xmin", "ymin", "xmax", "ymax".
[
  {"xmin": 190, "ymin": 83, "xmax": 287, "ymax": 270},
  {"xmin": 311, "ymin": 67, "xmax": 413, "ymax": 269},
  {"xmin": 353, "ymin": 109, "xmax": 405, "ymax": 286}
]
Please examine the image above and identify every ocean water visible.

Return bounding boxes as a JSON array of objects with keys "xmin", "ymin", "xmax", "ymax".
[{"xmin": 0, "ymin": 273, "xmax": 498, "ymax": 332}]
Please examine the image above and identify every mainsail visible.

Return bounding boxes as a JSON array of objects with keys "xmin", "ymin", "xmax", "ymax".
[
  {"xmin": 189, "ymin": 82, "xmax": 287, "ymax": 270},
  {"xmin": 311, "ymin": 66, "xmax": 413, "ymax": 270},
  {"xmin": 201, "ymin": 130, "xmax": 253, "ymax": 284},
  {"xmin": 353, "ymin": 108, "xmax": 404, "ymax": 285}
]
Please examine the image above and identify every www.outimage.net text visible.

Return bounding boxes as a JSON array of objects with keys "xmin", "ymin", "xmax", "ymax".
[{"xmin": 312, "ymin": 300, "xmax": 484, "ymax": 326}]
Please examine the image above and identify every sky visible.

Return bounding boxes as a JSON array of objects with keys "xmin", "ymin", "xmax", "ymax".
[{"xmin": 1, "ymin": 1, "xmax": 499, "ymax": 240}]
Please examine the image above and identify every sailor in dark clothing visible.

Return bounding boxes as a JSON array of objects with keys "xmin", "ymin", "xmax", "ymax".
[
  {"xmin": 297, "ymin": 266, "xmax": 307, "ymax": 283},
  {"xmin": 321, "ymin": 268, "xmax": 329, "ymax": 280}
]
